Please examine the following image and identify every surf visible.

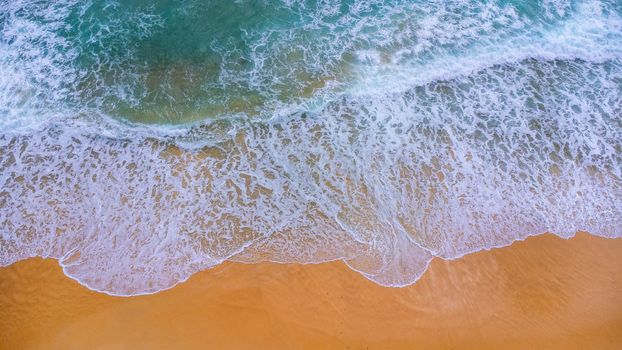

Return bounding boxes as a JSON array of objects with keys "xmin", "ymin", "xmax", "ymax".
[{"xmin": 1, "ymin": 0, "xmax": 621, "ymax": 295}]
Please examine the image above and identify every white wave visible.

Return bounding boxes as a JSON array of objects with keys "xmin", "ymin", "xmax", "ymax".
[
  {"xmin": 350, "ymin": 0, "xmax": 622, "ymax": 97},
  {"xmin": 0, "ymin": 0, "xmax": 621, "ymax": 295}
]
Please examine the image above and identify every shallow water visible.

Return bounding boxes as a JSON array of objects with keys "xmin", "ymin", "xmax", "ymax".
[{"xmin": 1, "ymin": 0, "xmax": 621, "ymax": 295}]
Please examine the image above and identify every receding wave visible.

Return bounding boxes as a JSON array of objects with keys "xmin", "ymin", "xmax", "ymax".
[{"xmin": 1, "ymin": 0, "xmax": 621, "ymax": 295}]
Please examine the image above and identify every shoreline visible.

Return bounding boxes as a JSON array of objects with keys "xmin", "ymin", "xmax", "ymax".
[
  {"xmin": 1, "ymin": 232, "xmax": 622, "ymax": 349},
  {"xmin": 21, "ymin": 231, "xmax": 621, "ymax": 297}
]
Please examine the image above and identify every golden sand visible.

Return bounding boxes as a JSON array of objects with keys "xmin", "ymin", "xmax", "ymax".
[{"xmin": 1, "ymin": 232, "xmax": 621, "ymax": 350}]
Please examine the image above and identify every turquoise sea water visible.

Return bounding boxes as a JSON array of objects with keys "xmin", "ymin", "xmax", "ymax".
[{"xmin": 1, "ymin": 0, "xmax": 621, "ymax": 295}]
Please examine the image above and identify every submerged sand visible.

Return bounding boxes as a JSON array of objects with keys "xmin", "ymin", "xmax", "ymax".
[{"xmin": 0, "ymin": 232, "xmax": 621, "ymax": 349}]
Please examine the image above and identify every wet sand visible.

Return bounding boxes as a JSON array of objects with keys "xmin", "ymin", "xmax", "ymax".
[{"xmin": 1, "ymin": 232, "xmax": 621, "ymax": 350}]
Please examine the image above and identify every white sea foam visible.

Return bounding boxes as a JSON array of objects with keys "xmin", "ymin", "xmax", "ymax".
[{"xmin": 0, "ymin": 0, "xmax": 621, "ymax": 295}]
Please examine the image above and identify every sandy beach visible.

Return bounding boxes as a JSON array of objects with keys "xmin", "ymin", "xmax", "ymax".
[
  {"xmin": 1, "ymin": 232, "xmax": 621, "ymax": 350},
  {"xmin": 1, "ymin": 2, "xmax": 621, "ymax": 349}
]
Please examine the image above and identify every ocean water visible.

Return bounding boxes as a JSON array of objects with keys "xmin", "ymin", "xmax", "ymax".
[{"xmin": 0, "ymin": 0, "xmax": 621, "ymax": 295}]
